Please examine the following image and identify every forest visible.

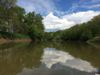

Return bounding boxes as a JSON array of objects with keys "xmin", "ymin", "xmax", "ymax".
[{"xmin": 0, "ymin": 0, "xmax": 100, "ymax": 42}]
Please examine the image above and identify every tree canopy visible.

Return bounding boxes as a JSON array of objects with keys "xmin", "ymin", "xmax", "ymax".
[{"xmin": 0, "ymin": 0, "xmax": 100, "ymax": 42}]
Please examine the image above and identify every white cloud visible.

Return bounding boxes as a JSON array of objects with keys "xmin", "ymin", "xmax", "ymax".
[
  {"xmin": 68, "ymin": 0, "xmax": 100, "ymax": 12},
  {"xmin": 81, "ymin": 4, "xmax": 100, "ymax": 9},
  {"xmin": 17, "ymin": 0, "xmax": 56, "ymax": 14},
  {"xmin": 43, "ymin": 11, "xmax": 100, "ymax": 31},
  {"xmin": 63, "ymin": 10, "xmax": 100, "ymax": 24},
  {"xmin": 43, "ymin": 12, "xmax": 75, "ymax": 31},
  {"xmin": 90, "ymin": 4, "xmax": 100, "ymax": 8},
  {"xmin": 41, "ymin": 48, "xmax": 96, "ymax": 72}
]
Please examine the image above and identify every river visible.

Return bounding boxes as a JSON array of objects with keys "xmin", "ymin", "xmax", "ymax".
[{"xmin": 0, "ymin": 42, "xmax": 100, "ymax": 75}]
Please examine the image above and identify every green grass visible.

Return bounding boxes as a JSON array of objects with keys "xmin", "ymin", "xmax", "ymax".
[{"xmin": 0, "ymin": 31, "xmax": 29, "ymax": 39}]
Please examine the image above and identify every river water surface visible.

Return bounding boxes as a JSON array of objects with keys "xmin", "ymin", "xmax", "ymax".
[{"xmin": 0, "ymin": 42, "xmax": 100, "ymax": 75}]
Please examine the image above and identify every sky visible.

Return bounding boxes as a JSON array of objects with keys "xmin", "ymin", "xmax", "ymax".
[{"xmin": 17, "ymin": 0, "xmax": 100, "ymax": 31}]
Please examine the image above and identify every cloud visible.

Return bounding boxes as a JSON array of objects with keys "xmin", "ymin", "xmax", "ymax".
[
  {"xmin": 67, "ymin": 0, "xmax": 100, "ymax": 14},
  {"xmin": 41, "ymin": 48, "xmax": 96, "ymax": 72},
  {"xmin": 90, "ymin": 4, "xmax": 100, "ymax": 8},
  {"xmin": 79, "ymin": 0, "xmax": 100, "ymax": 9},
  {"xmin": 43, "ymin": 11, "xmax": 100, "ymax": 31},
  {"xmin": 43, "ymin": 12, "xmax": 75, "ymax": 31},
  {"xmin": 17, "ymin": 0, "xmax": 56, "ymax": 15},
  {"xmin": 63, "ymin": 10, "xmax": 100, "ymax": 24},
  {"xmin": 81, "ymin": 4, "xmax": 100, "ymax": 9}
]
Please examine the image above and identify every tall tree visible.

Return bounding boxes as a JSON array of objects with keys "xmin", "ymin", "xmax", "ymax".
[
  {"xmin": 7, "ymin": 6, "xmax": 25, "ymax": 33},
  {"xmin": 24, "ymin": 12, "xmax": 44, "ymax": 41},
  {"xmin": 0, "ymin": 0, "xmax": 17, "ymax": 32}
]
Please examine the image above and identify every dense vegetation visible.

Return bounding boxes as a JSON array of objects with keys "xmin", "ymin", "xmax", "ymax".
[
  {"xmin": 42, "ymin": 15, "xmax": 100, "ymax": 42},
  {"xmin": 0, "ymin": 0, "xmax": 100, "ymax": 42},
  {"xmin": 60, "ymin": 15, "xmax": 100, "ymax": 41},
  {"xmin": 0, "ymin": 0, "xmax": 44, "ymax": 40}
]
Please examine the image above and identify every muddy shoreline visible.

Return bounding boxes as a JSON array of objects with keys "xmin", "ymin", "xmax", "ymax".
[{"xmin": 0, "ymin": 38, "xmax": 31, "ymax": 44}]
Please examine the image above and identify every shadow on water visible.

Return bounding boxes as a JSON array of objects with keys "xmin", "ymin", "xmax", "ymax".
[
  {"xmin": 0, "ymin": 42, "xmax": 43, "ymax": 75},
  {"xmin": 0, "ymin": 41, "xmax": 99, "ymax": 75}
]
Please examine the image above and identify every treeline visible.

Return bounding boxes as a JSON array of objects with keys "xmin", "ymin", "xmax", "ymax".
[
  {"xmin": 44, "ymin": 15, "xmax": 100, "ymax": 42},
  {"xmin": 60, "ymin": 15, "xmax": 100, "ymax": 41}
]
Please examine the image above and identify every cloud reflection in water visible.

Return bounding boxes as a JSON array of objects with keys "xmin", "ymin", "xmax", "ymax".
[
  {"xmin": 41, "ymin": 48, "xmax": 97, "ymax": 72},
  {"xmin": 17, "ymin": 48, "xmax": 97, "ymax": 75}
]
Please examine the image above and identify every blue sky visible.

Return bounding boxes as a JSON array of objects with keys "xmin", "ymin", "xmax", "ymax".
[
  {"xmin": 17, "ymin": 0, "xmax": 100, "ymax": 16},
  {"xmin": 17, "ymin": 0, "xmax": 100, "ymax": 31}
]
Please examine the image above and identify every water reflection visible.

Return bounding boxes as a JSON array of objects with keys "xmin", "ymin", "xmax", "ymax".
[
  {"xmin": 17, "ymin": 48, "xmax": 96, "ymax": 75},
  {"xmin": 41, "ymin": 48, "xmax": 74, "ymax": 68},
  {"xmin": 0, "ymin": 42, "xmax": 99, "ymax": 75},
  {"xmin": 41, "ymin": 48, "xmax": 97, "ymax": 72},
  {"xmin": 0, "ymin": 43, "xmax": 43, "ymax": 75}
]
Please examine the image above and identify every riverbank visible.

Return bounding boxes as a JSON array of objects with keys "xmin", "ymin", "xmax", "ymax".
[
  {"xmin": 0, "ymin": 38, "xmax": 31, "ymax": 44},
  {"xmin": 87, "ymin": 36, "xmax": 100, "ymax": 49},
  {"xmin": 88, "ymin": 36, "xmax": 100, "ymax": 44}
]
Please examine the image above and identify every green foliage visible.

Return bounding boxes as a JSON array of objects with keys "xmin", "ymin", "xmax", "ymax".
[
  {"xmin": 0, "ymin": 31, "xmax": 15, "ymax": 39},
  {"xmin": 80, "ymin": 29, "xmax": 93, "ymax": 41},
  {"xmin": 0, "ymin": 31, "xmax": 29, "ymax": 39},
  {"xmin": 10, "ymin": 6, "xmax": 26, "ymax": 33},
  {"xmin": 13, "ymin": 33, "xmax": 29, "ymax": 39},
  {"xmin": 0, "ymin": 1, "xmax": 44, "ymax": 40},
  {"xmin": 59, "ymin": 15, "xmax": 100, "ymax": 41},
  {"xmin": 23, "ymin": 12, "xmax": 44, "ymax": 41},
  {"xmin": 0, "ymin": 0, "xmax": 100, "ymax": 42}
]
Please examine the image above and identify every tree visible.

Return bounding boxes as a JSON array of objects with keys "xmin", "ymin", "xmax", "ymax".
[
  {"xmin": 24, "ymin": 12, "xmax": 44, "ymax": 41},
  {"xmin": 8, "ymin": 6, "xmax": 25, "ymax": 33},
  {"xmin": 80, "ymin": 29, "xmax": 93, "ymax": 41},
  {"xmin": 0, "ymin": 0, "xmax": 17, "ymax": 32}
]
